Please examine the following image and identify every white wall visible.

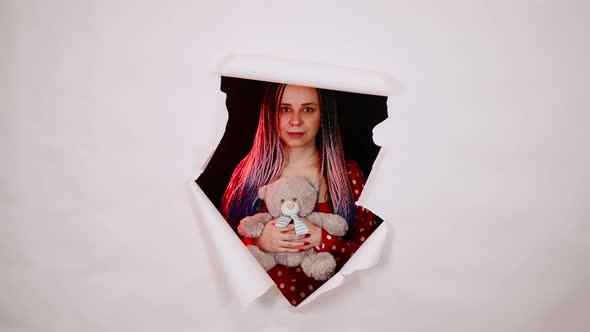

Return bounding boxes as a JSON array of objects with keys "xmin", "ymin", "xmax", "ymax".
[{"xmin": 2, "ymin": 1, "xmax": 589, "ymax": 331}]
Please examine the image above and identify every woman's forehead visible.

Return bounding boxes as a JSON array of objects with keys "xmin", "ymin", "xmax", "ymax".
[{"xmin": 280, "ymin": 85, "xmax": 319, "ymax": 104}]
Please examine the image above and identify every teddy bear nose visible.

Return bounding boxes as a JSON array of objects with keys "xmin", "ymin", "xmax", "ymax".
[{"xmin": 286, "ymin": 202, "xmax": 295, "ymax": 209}]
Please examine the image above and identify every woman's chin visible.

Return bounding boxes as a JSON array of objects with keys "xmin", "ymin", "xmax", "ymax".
[
  {"xmin": 283, "ymin": 139, "xmax": 313, "ymax": 149},
  {"xmin": 285, "ymin": 142, "xmax": 306, "ymax": 148}
]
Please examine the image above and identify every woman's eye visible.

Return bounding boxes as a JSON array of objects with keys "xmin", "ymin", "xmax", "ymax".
[
  {"xmin": 280, "ymin": 107, "xmax": 290, "ymax": 112},
  {"xmin": 303, "ymin": 107, "xmax": 314, "ymax": 112}
]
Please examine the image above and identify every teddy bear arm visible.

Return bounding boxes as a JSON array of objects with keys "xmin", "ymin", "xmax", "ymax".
[
  {"xmin": 308, "ymin": 212, "xmax": 349, "ymax": 236},
  {"xmin": 305, "ymin": 212, "xmax": 325, "ymax": 228},
  {"xmin": 238, "ymin": 213, "xmax": 272, "ymax": 238}
]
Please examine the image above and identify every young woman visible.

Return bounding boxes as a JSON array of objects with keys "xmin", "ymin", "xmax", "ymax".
[{"xmin": 221, "ymin": 83, "xmax": 379, "ymax": 306}]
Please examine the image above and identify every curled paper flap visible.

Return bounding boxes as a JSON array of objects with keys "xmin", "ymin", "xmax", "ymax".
[
  {"xmin": 192, "ymin": 54, "xmax": 399, "ymax": 306},
  {"xmin": 298, "ymin": 222, "xmax": 388, "ymax": 307},
  {"xmin": 219, "ymin": 54, "xmax": 401, "ymax": 96},
  {"xmin": 190, "ymin": 181, "xmax": 275, "ymax": 305}
]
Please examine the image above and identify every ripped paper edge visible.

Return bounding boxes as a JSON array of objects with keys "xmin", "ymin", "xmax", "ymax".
[{"xmin": 191, "ymin": 54, "xmax": 399, "ymax": 306}]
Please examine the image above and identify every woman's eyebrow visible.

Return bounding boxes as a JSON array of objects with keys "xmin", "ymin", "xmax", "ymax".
[{"xmin": 280, "ymin": 102, "xmax": 318, "ymax": 106}]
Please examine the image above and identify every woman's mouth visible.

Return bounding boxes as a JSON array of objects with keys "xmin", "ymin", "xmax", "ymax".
[{"xmin": 287, "ymin": 132, "xmax": 305, "ymax": 138}]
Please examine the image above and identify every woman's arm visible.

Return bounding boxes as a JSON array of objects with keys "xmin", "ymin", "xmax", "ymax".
[
  {"xmin": 308, "ymin": 161, "xmax": 380, "ymax": 265},
  {"xmin": 242, "ymin": 221, "xmax": 309, "ymax": 253},
  {"xmin": 312, "ymin": 206, "xmax": 377, "ymax": 263}
]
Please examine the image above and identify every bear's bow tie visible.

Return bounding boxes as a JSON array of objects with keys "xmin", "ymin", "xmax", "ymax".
[{"xmin": 275, "ymin": 215, "xmax": 310, "ymax": 235}]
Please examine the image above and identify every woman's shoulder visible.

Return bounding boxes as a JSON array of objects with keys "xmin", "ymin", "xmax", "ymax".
[
  {"xmin": 345, "ymin": 160, "xmax": 366, "ymax": 201},
  {"xmin": 345, "ymin": 160, "xmax": 364, "ymax": 179}
]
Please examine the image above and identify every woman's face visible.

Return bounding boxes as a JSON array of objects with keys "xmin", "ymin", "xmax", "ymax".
[{"xmin": 278, "ymin": 85, "xmax": 321, "ymax": 149}]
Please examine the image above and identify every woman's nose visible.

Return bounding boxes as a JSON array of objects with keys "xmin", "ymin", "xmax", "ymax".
[{"xmin": 289, "ymin": 111, "xmax": 302, "ymax": 125}]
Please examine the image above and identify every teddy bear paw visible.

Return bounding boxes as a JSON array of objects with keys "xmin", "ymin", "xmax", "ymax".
[
  {"xmin": 238, "ymin": 218, "xmax": 264, "ymax": 238},
  {"xmin": 301, "ymin": 252, "xmax": 337, "ymax": 281},
  {"xmin": 248, "ymin": 245, "xmax": 276, "ymax": 271}
]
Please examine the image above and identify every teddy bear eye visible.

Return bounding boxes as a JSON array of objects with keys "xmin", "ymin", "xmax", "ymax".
[
  {"xmin": 280, "ymin": 199, "xmax": 285, "ymax": 203},
  {"xmin": 292, "ymin": 198, "xmax": 297, "ymax": 201}
]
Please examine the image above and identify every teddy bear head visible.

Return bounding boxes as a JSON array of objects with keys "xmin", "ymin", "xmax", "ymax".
[{"xmin": 258, "ymin": 177, "xmax": 320, "ymax": 218}]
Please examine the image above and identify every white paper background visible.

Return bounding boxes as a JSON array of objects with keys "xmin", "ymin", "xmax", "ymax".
[{"xmin": 2, "ymin": 1, "xmax": 589, "ymax": 331}]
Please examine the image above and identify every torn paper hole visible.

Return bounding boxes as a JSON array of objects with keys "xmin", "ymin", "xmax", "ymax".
[{"xmin": 192, "ymin": 54, "xmax": 400, "ymax": 307}]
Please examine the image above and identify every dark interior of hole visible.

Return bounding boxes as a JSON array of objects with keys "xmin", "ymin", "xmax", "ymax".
[{"xmin": 196, "ymin": 76, "xmax": 389, "ymax": 213}]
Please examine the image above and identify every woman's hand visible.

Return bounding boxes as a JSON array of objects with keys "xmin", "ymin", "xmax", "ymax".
[
  {"xmin": 299, "ymin": 218, "xmax": 322, "ymax": 249},
  {"xmin": 255, "ymin": 220, "xmax": 309, "ymax": 253}
]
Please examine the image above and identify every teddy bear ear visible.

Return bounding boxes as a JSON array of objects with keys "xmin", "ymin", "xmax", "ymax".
[
  {"xmin": 258, "ymin": 185, "xmax": 267, "ymax": 199},
  {"xmin": 307, "ymin": 177, "xmax": 320, "ymax": 192}
]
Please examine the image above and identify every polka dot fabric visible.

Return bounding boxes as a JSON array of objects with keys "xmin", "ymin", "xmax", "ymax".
[
  {"xmin": 242, "ymin": 161, "xmax": 380, "ymax": 306},
  {"xmin": 312, "ymin": 161, "xmax": 377, "ymax": 259}
]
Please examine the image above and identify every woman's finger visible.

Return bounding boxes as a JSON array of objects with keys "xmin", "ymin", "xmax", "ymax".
[
  {"xmin": 280, "ymin": 240, "xmax": 306, "ymax": 249},
  {"xmin": 277, "ymin": 247, "xmax": 304, "ymax": 253},
  {"xmin": 277, "ymin": 224, "xmax": 295, "ymax": 233},
  {"xmin": 299, "ymin": 243, "xmax": 315, "ymax": 251},
  {"xmin": 282, "ymin": 233, "xmax": 307, "ymax": 241}
]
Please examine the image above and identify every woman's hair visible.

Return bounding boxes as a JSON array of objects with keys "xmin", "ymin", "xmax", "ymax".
[{"xmin": 221, "ymin": 83, "xmax": 356, "ymax": 233}]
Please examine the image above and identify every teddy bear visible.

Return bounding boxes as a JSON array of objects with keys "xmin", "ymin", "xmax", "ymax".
[{"xmin": 238, "ymin": 176, "xmax": 349, "ymax": 281}]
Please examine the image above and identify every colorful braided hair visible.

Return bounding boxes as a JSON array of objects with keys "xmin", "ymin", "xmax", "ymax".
[{"xmin": 221, "ymin": 83, "xmax": 356, "ymax": 234}]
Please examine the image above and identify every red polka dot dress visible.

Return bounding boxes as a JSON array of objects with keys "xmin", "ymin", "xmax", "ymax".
[{"xmin": 242, "ymin": 161, "xmax": 380, "ymax": 306}]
